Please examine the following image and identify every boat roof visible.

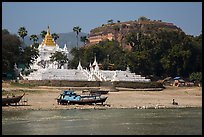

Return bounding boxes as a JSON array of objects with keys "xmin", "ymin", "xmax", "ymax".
[{"xmin": 62, "ymin": 90, "xmax": 76, "ymax": 95}]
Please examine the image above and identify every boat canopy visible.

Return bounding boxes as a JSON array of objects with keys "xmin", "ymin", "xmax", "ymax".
[{"xmin": 174, "ymin": 77, "xmax": 180, "ymax": 80}]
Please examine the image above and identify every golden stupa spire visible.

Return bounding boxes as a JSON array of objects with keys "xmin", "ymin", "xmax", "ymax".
[
  {"xmin": 41, "ymin": 26, "xmax": 56, "ymax": 46},
  {"xmin": 47, "ymin": 26, "xmax": 50, "ymax": 34}
]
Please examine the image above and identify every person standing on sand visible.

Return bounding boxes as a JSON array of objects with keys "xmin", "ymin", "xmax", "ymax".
[{"xmin": 172, "ymin": 99, "xmax": 178, "ymax": 105}]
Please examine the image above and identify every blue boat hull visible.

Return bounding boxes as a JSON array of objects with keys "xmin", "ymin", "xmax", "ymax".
[
  {"xmin": 57, "ymin": 96, "xmax": 108, "ymax": 105},
  {"xmin": 68, "ymin": 96, "xmax": 108, "ymax": 105}
]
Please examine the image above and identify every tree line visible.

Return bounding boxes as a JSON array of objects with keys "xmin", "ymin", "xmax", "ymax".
[
  {"xmin": 2, "ymin": 25, "xmax": 202, "ymax": 82},
  {"xmin": 69, "ymin": 29, "xmax": 202, "ymax": 81}
]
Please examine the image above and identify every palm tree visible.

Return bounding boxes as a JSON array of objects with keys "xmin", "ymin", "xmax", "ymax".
[
  {"xmin": 40, "ymin": 30, "xmax": 47, "ymax": 39},
  {"xmin": 30, "ymin": 34, "xmax": 39, "ymax": 44},
  {"xmin": 73, "ymin": 26, "xmax": 82, "ymax": 48},
  {"xmin": 30, "ymin": 35, "xmax": 39, "ymax": 48},
  {"xmin": 51, "ymin": 33, "xmax": 59, "ymax": 42},
  {"xmin": 18, "ymin": 27, "xmax": 28, "ymax": 43},
  {"xmin": 80, "ymin": 36, "xmax": 88, "ymax": 45}
]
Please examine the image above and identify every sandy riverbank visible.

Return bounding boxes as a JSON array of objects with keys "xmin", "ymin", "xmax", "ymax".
[{"xmin": 2, "ymin": 85, "xmax": 202, "ymax": 111}]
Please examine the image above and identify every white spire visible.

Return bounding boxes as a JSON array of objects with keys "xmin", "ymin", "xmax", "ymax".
[
  {"xmin": 95, "ymin": 63, "xmax": 99, "ymax": 71},
  {"xmin": 92, "ymin": 55, "xmax": 97, "ymax": 66},
  {"xmin": 92, "ymin": 55, "xmax": 99, "ymax": 71},
  {"xmin": 63, "ymin": 44, "xmax": 67, "ymax": 51},
  {"xmin": 89, "ymin": 62, "xmax": 93, "ymax": 72},
  {"xmin": 77, "ymin": 61, "xmax": 83, "ymax": 70},
  {"xmin": 89, "ymin": 62, "xmax": 92, "ymax": 68},
  {"xmin": 126, "ymin": 65, "xmax": 130, "ymax": 72}
]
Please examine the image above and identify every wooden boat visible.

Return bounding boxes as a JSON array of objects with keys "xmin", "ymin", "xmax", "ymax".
[
  {"xmin": 2, "ymin": 93, "xmax": 25, "ymax": 106},
  {"xmin": 82, "ymin": 89, "xmax": 109, "ymax": 95},
  {"xmin": 68, "ymin": 96, "xmax": 108, "ymax": 105},
  {"xmin": 57, "ymin": 90, "xmax": 108, "ymax": 105}
]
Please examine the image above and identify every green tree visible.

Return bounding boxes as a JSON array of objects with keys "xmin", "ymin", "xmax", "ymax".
[
  {"xmin": 50, "ymin": 51, "xmax": 69, "ymax": 69},
  {"xmin": 189, "ymin": 72, "xmax": 202, "ymax": 82},
  {"xmin": 160, "ymin": 43, "xmax": 191, "ymax": 77},
  {"xmin": 107, "ymin": 19, "xmax": 114, "ymax": 24},
  {"xmin": 80, "ymin": 36, "xmax": 88, "ymax": 45},
  {"xmin": 30, "ymin": 34, "xmax": 39, "ymax": 48},
  {"xmin": 2, "ymin": 29, "xmax": 9, "ymax": 35},
  {"xmin": 20, "ymin": 46, "xmax": 39, "ymax": 69},
  {"xmin": 68, "ymin": 48, "xmax": 81, "ymax": 68},
  {"xmin": 3, "ymin": 29, "xmax": 40, "ymax": 77},
  {"xmin": 40, "ymin": 30, "xmax": 47, "ymax": 39},
  {"xmin": 68, "ymin": 40, "xmax": 128, "ymax": 71},
  {"xmin": 30, "ymin": 34, "xmax": 39, "ymax": 44},
  {"xmin": 18, "ymin": 27, "xmax": 28, "ymax": 43},
  {"xmin": 2, "ymin": 29, "xmax": 21, "ymax": 73},
  {"xmin": 37, "ymin": 60, "xmax": 46, "ymax": 68},
  {"xmin": 125, "ymin": 32, "xmax": 140, "ymax": 51},
  {"xmin": 188, "ymin": 34, "xmax": 202, "ymax": 73},
  {"xmin": 73, "ymin": 26, "xmax": 82, "ymax": 48},
  {"xmin": 51, "ymin": 33, "xmax": 59, "ymax": 42},
  {"xmin": 138, "ymin": 16, "xmax": 149, "ymax": 21}
]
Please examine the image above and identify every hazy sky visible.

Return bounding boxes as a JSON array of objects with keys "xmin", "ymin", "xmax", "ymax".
[{"xmin": 2, "ymin": 2, "xmax": 202, "ymax": 36}]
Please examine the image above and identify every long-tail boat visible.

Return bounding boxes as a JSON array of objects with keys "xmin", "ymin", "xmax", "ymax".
[
  {"xmin": 57, "ymin": 90, "xmax": 108, "ymax": 105},
  {"xmin": 2, "ymin": 93, "xmax": 25, "ymax": 106}
]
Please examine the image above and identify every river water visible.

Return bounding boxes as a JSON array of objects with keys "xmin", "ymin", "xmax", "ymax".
[{"xmin": 2, "ymin": 108, "xmax": 202, "ymax": 135}]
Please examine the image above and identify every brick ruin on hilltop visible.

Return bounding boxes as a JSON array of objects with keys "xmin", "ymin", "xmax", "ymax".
[{"xmin": 85, "ymin": 17, "xmax": 182, "ymax": 51}]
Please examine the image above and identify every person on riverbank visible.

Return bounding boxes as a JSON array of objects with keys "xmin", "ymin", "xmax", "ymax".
[{"xmin": 172, "ymin": 99, "xmax": 178, "ymax": 105}]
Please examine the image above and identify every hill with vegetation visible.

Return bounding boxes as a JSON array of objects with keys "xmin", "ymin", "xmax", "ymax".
[
  {"xmin": 69, "ymin": 17, "xmax": 202, "ymax": 80},
  {"xmin": 90, "ymin": 17, "xmax": 181, "ymax": 35},
  {"xmin": 87, "ymin": 17, "xmax": 183, "ymax": 50}
]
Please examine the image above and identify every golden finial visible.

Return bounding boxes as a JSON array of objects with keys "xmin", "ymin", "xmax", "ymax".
[{"xmin": 47, "ymin": 25, "xmax": 50, "ymax": 35}]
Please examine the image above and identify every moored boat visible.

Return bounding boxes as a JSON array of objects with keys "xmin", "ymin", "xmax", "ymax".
[
  {"xmin": 2, "ymin": 93, "xmax": 25, "ymax": 106},
  {"xmin": 57, "ymin": 90, "xmax": 108, "ymax": 105}
]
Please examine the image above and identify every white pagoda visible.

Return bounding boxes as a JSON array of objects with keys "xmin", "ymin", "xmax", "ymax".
[{"xmin": 30, "ymin": 26, "xmax": 69, "ymax": 70}]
